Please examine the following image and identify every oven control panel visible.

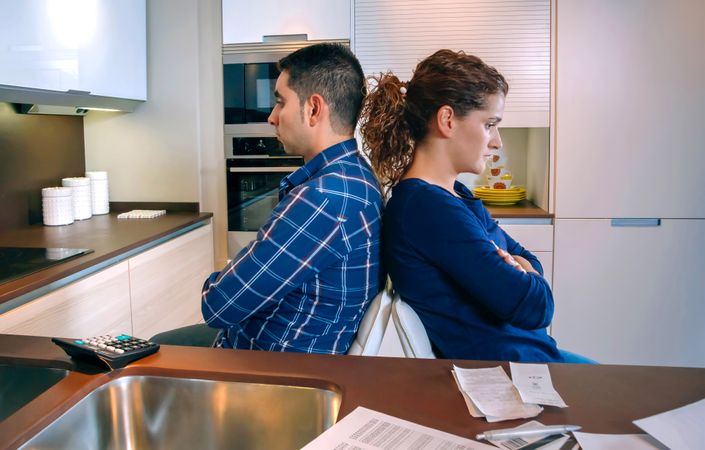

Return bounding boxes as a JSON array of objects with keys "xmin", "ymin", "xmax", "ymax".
[{"xmin": 231, "ymin": 137, "xmax": 285, "ymax": 157}]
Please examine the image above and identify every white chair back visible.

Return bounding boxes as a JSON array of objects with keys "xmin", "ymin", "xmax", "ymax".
[
  {"xmin": 347, "ymin": 287, "xmax": 393, "ymax": 356},
  {"xmin": 391, "ymin": 294, "xmax": 436, "ymax": 359}
]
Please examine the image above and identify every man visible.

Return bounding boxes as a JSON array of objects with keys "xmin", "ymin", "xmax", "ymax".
[{"xmin": 200, "ymin": 43, "xmax": 382, "ymax": 353}]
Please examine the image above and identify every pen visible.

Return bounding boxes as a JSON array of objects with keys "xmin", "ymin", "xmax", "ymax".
[{"xmin": 476, "ymin": 424, "xmax": 582, "ymax": 441}]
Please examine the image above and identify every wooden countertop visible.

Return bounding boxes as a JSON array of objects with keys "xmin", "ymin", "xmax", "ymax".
[
  {"xmin": 0, "ymin": 212, "xmax": 213, "ymax": 308},
  {"xmin": 1, "ymin": 335, "xmax": 704, "ymax": 449},
  {"xmin": 485, "ymin": 200, "xmax": 553, "ymax": 219}
]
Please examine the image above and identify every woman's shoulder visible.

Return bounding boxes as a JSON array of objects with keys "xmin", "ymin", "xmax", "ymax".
[{"xmin": 388, "ymin": 179, "xmax": 478, "ymax": 222}]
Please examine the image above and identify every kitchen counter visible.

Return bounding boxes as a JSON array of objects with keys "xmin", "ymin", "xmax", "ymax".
[
  {"xmin": 1, "ymin": 334, "xmax": 704, "ymax": 449},
  {"xmin": 0, "ymin": 212, "xmax": 213, "ymax": 310},
  {"xmin": 485, "ymin": 200, "xmax": 552, "ymax": 219}
]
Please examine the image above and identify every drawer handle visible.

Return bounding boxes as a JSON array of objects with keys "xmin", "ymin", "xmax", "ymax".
[
  {"xmin": 229, "ymin": 167, "xmax": 300, "ymax": 173},
  {"xmin": 610, "ymin": 218, "xmax": 661, "ymax": 227}
]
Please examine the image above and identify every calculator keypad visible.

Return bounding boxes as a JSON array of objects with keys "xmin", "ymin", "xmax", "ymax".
[{"xmin": 80, "ymin": 335, "xmax": 155, "ymax": 355}]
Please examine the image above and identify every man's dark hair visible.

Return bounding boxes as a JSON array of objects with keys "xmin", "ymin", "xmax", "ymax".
[{"xmin": 278, "ymin": 43, "xmax": 366, "ymax": 135}]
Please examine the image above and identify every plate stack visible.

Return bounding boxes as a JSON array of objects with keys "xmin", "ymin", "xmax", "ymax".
[{"xmin": 472, "ymin": 186, "xmax": 526, "ymax": 206}]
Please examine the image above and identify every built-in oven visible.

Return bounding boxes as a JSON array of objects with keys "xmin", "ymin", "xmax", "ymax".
[
  {"xmin": 222, "ymin": 40, "xmax": 346, "ymax": 255},
  {"xmin": 226, "ymin": 136, "xmax": 303, "ymax": 255}
]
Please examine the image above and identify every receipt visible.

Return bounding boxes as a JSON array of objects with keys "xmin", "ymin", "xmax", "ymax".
[
  {"xmin": 453, "ymin": 366, "xmax": 543, "ymax": 421},
  {"xmin": 510, "ymin": 363, "xmax": 568, "ymax": 408}
]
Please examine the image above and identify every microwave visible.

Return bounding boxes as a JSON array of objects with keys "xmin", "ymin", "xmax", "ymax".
[{"xmin": 222, "ymin": 40, "xmax": 349, "ymax": 135}]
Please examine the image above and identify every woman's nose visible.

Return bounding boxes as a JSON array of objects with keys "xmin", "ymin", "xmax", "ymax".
[{"xmin": 490, "ymin": 129, "xmax": 502, "ymax": 149}]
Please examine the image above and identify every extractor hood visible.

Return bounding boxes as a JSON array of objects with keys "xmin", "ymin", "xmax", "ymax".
[{"xmin": 0, "ymin": 84, "xmax": 143, "ymax": 115}]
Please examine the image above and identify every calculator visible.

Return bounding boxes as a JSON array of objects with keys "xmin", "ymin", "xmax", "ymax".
[{"xmin": 52, "ymin": 334, "xmax": 160, "ymax": 369}]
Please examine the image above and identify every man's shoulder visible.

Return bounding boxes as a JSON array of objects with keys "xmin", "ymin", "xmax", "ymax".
[{"xmin": 302, "ymin": 154, "xmax": 382, "ymax": 207}]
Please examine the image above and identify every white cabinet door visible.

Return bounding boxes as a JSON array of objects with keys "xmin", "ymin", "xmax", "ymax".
[
  {"xmin": 0, "ymin": 0, "xmax": 146, "ymax": 100},
  {"xmin": 222, "ymin": 0, "xmax": 350, "ymax": 44},
  {"xmin": 555, "ymin": 0, "xmax": 705, "ymax": 218},
  {"xmin": 129, "ymin": 223, "xmax": 214, "ymax": 338},
  {"xmin": 551, "ymin": 218, "xmax": 705, "ymax": 368},
  {"xmin": 0, "ymin": 262, "xmax": 132, "ymax": 338},
  {"xmin": 354, "ymin": 0, "xmax": 550, "ymax": 127}
]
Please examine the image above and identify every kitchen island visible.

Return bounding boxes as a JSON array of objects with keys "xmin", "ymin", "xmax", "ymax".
[{"xmin": 0, "ymin": 334, "xmax": 704, "ymax": 449}]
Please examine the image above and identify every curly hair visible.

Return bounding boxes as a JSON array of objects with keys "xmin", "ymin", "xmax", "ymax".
[{"xmin": 360, "ymin": 50, "xmax": 508, "ymax": 193}]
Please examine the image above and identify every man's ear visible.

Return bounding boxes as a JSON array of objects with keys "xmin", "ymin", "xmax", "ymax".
[
  {"xmin": 435, "ymin": 106, "xmax": 455, "ymax": 138},
  {"xmin": 307, "ymin": 94, "xmax": 325, "ymax": 126}
]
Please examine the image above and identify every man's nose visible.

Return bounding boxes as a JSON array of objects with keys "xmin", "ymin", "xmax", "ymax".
[{"xmin": 268, "ymin": 109, "xmax": 276, "ymax": 126}]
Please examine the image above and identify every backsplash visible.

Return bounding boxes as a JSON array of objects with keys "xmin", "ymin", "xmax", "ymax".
[{"xmin": 0, "ymin": 102, "xmax": 85, "ymax": 230}]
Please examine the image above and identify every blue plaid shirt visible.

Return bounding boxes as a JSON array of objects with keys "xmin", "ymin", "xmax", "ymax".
[{"xmin": 202, "ymin": 139, "xmax": 383, "ymax": 353}]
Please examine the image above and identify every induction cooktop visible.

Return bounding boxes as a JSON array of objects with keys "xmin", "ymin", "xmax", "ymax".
[{"xmin": 0, "ymin": 247, "xmax": 93, "ymax": 285}]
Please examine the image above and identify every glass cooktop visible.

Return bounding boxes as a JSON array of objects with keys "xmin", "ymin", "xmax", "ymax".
[{"xmin": 0, "ymin": 247, "xmax": 93, "ymax": 285}]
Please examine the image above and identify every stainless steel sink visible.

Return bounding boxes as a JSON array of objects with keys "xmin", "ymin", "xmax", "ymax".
[
  {"xmin": 20, "ymin": 375, "xmax": 341, "ymax": 450},
  {"xmin": 0, "ymin": 364, "xmax": 68, "ymax": 422}
]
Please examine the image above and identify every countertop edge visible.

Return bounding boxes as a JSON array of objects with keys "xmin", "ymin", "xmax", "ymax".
[{"xmin": 0, "ymin": 213, "xmax": 213, "ymax": 312}]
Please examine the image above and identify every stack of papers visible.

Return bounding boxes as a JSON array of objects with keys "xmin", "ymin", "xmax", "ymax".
[
  {"xmin": 302, "ymin": 406, "xmax": 495, "ymax": 450},
  {"xmin": 452, "ymin": 363, "xmax": 567, "ymax": 422}
]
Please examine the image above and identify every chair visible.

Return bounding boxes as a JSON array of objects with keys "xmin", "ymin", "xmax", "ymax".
[
  {"xmin": 347, "ymin": 287, "xmax": 393, "ymax": 356},
  {"xmin": 390, "ymin": 294, "xmax": 436, "ymax": 358}
]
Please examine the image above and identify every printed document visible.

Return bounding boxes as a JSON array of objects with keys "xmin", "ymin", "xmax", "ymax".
[
  {"xmin": 633, "ymin": 397, "xmax": 705, "ymax": 450},
  {"xmin": 301, "ymin": 406, "xmax": 495, "ymax": 450},
  {"xmin": 509, "ymin": 362, "xmax": 568, "ymax": 408},
  {"xmin": 573, "ymin": 432, "xmax": 667, "ymax": 450},
  {"xmin": 452, "ymin": 365, "xmax": 542, "ymax": 421}
]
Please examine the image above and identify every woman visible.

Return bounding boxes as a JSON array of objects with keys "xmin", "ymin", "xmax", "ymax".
[{"xmin": 361, "ymin": 50, "xmax": 591, "ymax": 363}]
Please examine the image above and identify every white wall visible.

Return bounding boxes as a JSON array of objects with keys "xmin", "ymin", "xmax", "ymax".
[
  {"xmin": 84, "ymin": 0, "xmax": 228, "ymax": 268},
  {"xmin": 84, "ymin": 0, "xmax": 201, "ymax": 203}
]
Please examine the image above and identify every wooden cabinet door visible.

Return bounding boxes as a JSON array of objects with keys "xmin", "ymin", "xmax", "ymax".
[
  {"xmin": 551, "ymin": 218, "xmax": 705, "ymax": 367},
  {"xmin": 0, "ymin": 262, "xmax": 132, "ymax": 338},
  {"xmin": 555, "ymin": 0, "xmax": 705, "ymax": 218},
  {"xmin": 129, "ymin": 223, "xmax": 214, "ymax": 338}
]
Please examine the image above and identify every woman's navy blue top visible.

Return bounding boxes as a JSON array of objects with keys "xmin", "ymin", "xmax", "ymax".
[{"xmin": 384, "ymin": 179, "xmax": 563, "ymax": 362}]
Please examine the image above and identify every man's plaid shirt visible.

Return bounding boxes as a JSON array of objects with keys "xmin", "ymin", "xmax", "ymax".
[{"xmin": 202, "ymin": 139, "xmax": 383, "ymax": 353}]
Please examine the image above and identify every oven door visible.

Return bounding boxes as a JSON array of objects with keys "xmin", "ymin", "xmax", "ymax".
[{"xmin": 226, "ymin": 157, "xmax": 303, "ymax": 233}]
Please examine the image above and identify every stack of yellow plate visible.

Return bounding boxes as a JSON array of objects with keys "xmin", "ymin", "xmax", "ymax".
[{"xmin": 472, "ymin": 186, "xmax": 526, "ymax": 205}]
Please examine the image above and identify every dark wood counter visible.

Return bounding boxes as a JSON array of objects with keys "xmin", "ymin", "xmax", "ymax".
[
  {"xmin": 486, "ymin": 200, "xmax": 553, "ymax": 219},
  {"xmin": 0, "ymin": 212, "xmax": 213, "ymax": 308},
  {"xmin": 1, "ymin": 335, "xmax": 704, "ymax": 449}
]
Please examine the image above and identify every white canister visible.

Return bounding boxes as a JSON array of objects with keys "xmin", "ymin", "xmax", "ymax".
[
  {"xmin": 42, "ymin": 187, "xmax": 74, "ymax": 226},
  {"xmin": 86, "ymin": 171, "xmax": 110, "ymax": 215},
  {"xmin": 62, "ymin": 177, "xmax": 92, "ymax": 220}
]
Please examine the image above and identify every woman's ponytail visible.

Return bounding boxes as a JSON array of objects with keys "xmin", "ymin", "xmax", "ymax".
[{"xmin": 360, "ymin": 73, "xmax": 414, "ymax": 195}]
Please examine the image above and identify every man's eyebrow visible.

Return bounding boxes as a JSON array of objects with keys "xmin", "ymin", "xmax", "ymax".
[{"xmin": 273, "ymin": 90, "xmax": 281, "ymax": 98}]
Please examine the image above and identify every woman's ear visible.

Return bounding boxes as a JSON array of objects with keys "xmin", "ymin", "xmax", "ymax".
[{"xmin": 435, "ymin": 105, "xmax": 455, "ymax": 138}]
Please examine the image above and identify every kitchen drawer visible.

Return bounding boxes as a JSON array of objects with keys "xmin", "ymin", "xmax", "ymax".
[{"xmin": 498, "ymin": 224, "xmax": 553, "ymax": 252}]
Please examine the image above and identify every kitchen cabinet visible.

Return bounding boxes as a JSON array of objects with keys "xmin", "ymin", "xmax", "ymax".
[
  {"xmin": 551, "ymin": 0, "xmax": 705, "ymax": 368},
  {"xmin": 354, "ymin": 0, "xmax": 550, "ymax": 128},
  {"xmin": 222, "ymin": 0, "xmax": 350, "ymax": 44},
  {"xmin": 554, "ymin": 0, "xmax": 705, "ymax": 218},
  {"xmin": 0, "ymin": 262, "xmax": 132, "ymax": 338},
  {"xmin": 130, "ymin": 223, "xmax": 214, "ymax": 338},
  {"xmin": 0, "ymin": 0, "xmax": 146, "ymax": 107},
  {"xmin": 0, "ymin": 222, "xmax": 213, "ymax": 339},
  {"xmin": 552, "ymin": 219, "xmax": 705, "ymax": 367}
]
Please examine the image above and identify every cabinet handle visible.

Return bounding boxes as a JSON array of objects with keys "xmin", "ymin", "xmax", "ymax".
[
  {"xmin": 229, "ymin": 167, "xmax": 300, "ymax": 173},
  {"xmin": 610, "ymin": 218, "xmax": 661, "ymax": 227}
]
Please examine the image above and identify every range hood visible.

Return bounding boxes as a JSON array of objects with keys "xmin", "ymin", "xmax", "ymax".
[{"xmin": 0, "ymin": 84, "xmax": 143, "ymax": 115}]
